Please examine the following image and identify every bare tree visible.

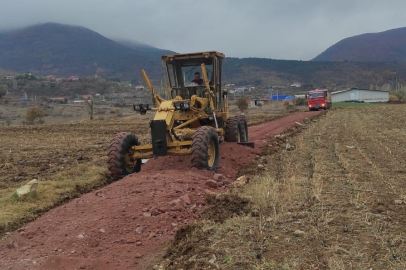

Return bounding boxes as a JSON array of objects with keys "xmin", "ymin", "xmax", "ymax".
[{"xmin": 85, "ymin": 99, "xmax": 94, "ymax": 120}]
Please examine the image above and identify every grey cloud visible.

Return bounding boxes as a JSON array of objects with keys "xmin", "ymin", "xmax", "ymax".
[{"xmin": 1, "ymin": 0, "xmax": 406, "ymax": 60}]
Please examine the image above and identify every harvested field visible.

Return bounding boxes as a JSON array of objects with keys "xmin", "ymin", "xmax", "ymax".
[
  {"xmin": 162, "ymin": 104, "xmax": 406, "ymax": 269},
  {"xmin": 0, "ymin": 116, "xmax": 152, "ymax": 234},
  {"xmin": 0, "ymin": 110, "xmax": 319, "ymax": 270}
]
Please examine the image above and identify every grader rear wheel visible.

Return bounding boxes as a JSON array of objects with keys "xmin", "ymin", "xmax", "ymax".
[
  {"xmin": 225, "ymin": 117, "xmax": 242, "ymax": 142},
  {"xmin": 238, "ymin": 115, "xmax": 249, "ymax": 142},
  {"xmin": 107, "ymin": 132, "xmax": 142, "ymax": 181},
  {"xmin": 190, "ymin": 126, "xmax": 219, "ymax": 171}
]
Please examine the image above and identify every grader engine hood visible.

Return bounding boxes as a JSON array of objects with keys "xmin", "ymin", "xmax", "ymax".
[{"xmin": 150, "ymin": 101, "xmax": 175, "ymax": 156}]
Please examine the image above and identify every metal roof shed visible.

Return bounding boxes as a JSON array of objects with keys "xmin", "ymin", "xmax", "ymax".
[{"xmin": 331, "ymin": 89, "xmax": 389, "ymax": 103}]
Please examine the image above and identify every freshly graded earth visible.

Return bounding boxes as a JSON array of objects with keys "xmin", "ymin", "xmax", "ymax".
[{"xmin": 0, "ymin": 111, "xmax": 320, "ymax": 270}]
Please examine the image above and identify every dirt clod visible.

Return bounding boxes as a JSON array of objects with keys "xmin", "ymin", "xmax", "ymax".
[
  {"xmin": 213, "ymin": 173, "xmax": 224, "ymax": 181},
  {"xmin": 203, "ymin": 189, "xmax": 216, "ymax": 195},
  {"xmin": 179, "ymin": 195, "xmax": 191, "ymax": 205},
  {"xmin": 293, "ymin": 229, "xmax": 305, "ymax": 236},
  {"xmin": 232, "ymin": 175, "xmax": 248, "ymax": 187},
  {"xmin": 251, "ymin": 209, "xmax": 260, "ymax": 217},
  {"xmin": 205, "ymin": 180, "xmax": 219, "ymax": 189},
  {"xmin": 286, "ymin": 143, "xmax": 294, "ymax": 150},
  {"xmin": 200, "ymin": 194, "xmax": 251, "ymax": 223},
  {"xmin": 394, "ymin": 199, "xmax": 403, "ymax": 205},
  {"xmin": 135, "ymin": 253, "xmax": 143, "ymax": 258}
]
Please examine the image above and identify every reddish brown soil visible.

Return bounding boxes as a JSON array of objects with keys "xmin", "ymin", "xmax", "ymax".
[{"xmin": 0, "ymin": 111, "xmax": 321, "ymax": 270}]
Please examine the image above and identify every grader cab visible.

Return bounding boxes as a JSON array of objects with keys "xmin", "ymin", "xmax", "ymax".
[{"xmin": 107, "ymin": 51, "xmax": 251, "ymax": 180}]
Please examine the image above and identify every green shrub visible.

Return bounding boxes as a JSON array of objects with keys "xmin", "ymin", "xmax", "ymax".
[
  {"xmin": 295, "ymin": 97, "xmax": 306, "ymax": 106},
  {"xmin": 393, "ymin": 87, "xmax": 406, "ymax": 102},
  {"xmin": 26, "ymin": 107, "xmax": 45, "ymax": 123},
  {"xmin": 236, "ymin": 97, "xmax": 248, "ymax": 112}
]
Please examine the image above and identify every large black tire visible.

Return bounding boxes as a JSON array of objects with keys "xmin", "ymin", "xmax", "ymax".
[
  {"xmin": 225, "ymin": 117, "xmax": 242, "ymax": 142},
  {"xmin": 238, "ymin": 115, "xmax": 249, "ymax": 142},
  {"xmin": 190, "ymin": 126, "xmax": 220, "ymax": 171},
  {"xmin": 107, "ymin": 132, "xmax": 142, "ymax": 181}
]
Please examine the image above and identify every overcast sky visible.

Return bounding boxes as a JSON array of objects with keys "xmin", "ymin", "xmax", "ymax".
[{"xmin": 1, "ymin": 0, "xmax": 406, "ymax": 60}]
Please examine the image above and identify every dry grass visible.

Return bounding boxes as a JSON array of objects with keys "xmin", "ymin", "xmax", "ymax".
[
  {"xmin": 0, "ymin": 161, "xmax": 108, "ymax": 233},
  {"xmin": 162, "ymin": 104, "xmax": 406, "ymax": 270}
]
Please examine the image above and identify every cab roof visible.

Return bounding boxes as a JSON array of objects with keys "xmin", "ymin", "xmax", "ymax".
[
  {"xmin": 309, "ymin": 89, "xmax": 327, "ymax": 93},
  {"xmin": 162, "ymin": 51, "xmax": 225, "ymax": 62}
]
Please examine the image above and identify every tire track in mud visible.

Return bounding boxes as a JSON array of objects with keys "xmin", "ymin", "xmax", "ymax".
[{"xmin": 0, "ymin": 111, "xmax": 321, "ymax": 270}]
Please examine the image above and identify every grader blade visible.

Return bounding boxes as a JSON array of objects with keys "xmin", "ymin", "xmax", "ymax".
[{"xmin": 237, "ymin": 142, "xmax": 255, "ymax": 148}]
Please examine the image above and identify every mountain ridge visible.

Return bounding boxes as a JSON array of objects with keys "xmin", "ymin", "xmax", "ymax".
[
  {"xmin": 313, "ymin": 27, "xmax": 406, "ymax": 62},
  {"xmin": 0, "ymin": 23, "xmax": 166, "ymax": 81},
  {"xmin": 112, "ymin": 38, "xmax": 175, "ymax": 55},
  {"xmin": 1, "ymin": 23, "xmax": 406, "ymax": 89}
]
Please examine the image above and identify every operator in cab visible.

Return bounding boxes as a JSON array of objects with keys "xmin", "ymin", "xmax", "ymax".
[{"xmin": 191, "ymin": 72, "xmax": 204, "ymax": 85}]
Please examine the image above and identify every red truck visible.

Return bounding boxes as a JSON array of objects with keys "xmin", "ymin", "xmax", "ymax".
[{"xmin": 308, "ymin": 89, "xmax": 332, "ymax": 111}]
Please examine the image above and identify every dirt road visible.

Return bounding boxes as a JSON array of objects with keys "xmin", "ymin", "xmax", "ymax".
[{"xmin": 0, "ymin": 111, "xmax": 321, "ymax": 270}]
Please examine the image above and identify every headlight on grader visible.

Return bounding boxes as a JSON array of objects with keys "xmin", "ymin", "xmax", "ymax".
[
  {"xmin": 174, "ymin": 101, "xmax": 190, "ymax": 111},
  {"xmin": 133, "ymin": 104, "xmax": 151, "ymax": 115}
]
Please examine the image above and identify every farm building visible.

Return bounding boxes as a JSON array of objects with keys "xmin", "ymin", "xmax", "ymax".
[
  {"xmin": 331, "ymin": 89, "xmax": 389, "ymax": 103},
  {"xmin": 49, "ymin": 97, "xmax": 68, "ymax": 103},
  {"xmin": 246, "ymin": 97, "xmax": 270, "ymax": 107}
]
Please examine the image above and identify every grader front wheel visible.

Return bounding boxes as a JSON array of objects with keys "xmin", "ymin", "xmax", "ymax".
[
  {"xmin": 190, "ymin": 126, "xmax": 219, "ymax": 171},
  {"xmin": 107, "ymin": 132, "xmax": 142, "ymax": 181}
]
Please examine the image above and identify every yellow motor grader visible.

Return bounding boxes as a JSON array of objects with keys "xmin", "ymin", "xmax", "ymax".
[{"xmin": 107, "ymin": 51, "xmax": 252, "ymax": 180}]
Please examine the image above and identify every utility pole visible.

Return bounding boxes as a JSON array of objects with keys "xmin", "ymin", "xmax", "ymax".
[
  {"xmin": 12, "ymin": 77, "xmax": 17, "ymax": 90},
  {"xmin": 85, "ymin": 99, "xmax": 94, "ymax": 120},
  {"xmin": 396, "ymin": 77, "xmax": 398, "ymax": 91}
]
